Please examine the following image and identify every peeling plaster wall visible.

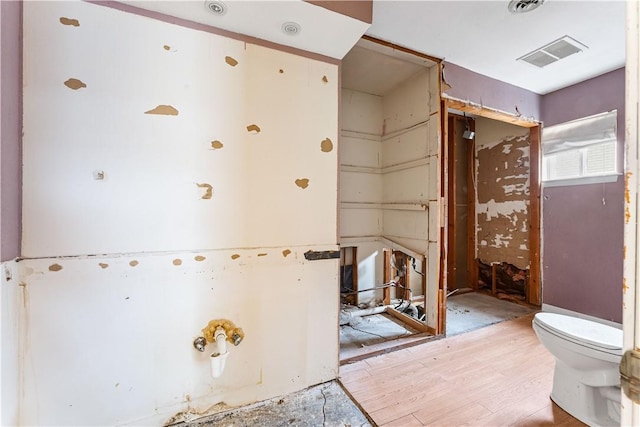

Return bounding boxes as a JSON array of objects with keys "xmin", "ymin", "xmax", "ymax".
[
  {"xmin": 475, "ymin": 118, "xmax": 530, "ymax": 270},
  {"xmin": 540, "ymin": 68, "xmax": 625, "ymax": 323},
  {"xmin": 21, "ymin": 2, "xmax": 339, "ymax": 425}
]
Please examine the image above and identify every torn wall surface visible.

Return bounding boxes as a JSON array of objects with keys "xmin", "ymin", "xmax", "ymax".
[{"xmin": 475, "ymin": 119, "xmax": 531, "ymax": 270}]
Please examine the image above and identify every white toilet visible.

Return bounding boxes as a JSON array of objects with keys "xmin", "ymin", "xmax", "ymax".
[{"xmin": 532, "ymin": 312, "xmax": 623, "ymax": 427}]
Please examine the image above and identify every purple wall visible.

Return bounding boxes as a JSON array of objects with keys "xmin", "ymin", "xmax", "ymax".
[
  {"xmin": 0, "ymin": 1, "xmax": 22, "ymax": 262},
  {"xmin": 541, "ymin": 68, "xmax": 625, "ymax": 323},
  {"xmin": 443, "ymin": 62, "xmax": 541, "ymax": 122}
]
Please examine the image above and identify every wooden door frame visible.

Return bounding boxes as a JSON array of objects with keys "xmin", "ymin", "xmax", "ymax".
[
  {"xmin": 447, "ymin": 113, "xmax": 477, "ymax": 293},
  {"xmin": 442, "ymin": 97, "xmax": 542, "ymax": 307}
]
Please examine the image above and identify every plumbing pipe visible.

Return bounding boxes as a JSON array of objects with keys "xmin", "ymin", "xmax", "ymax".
[{"xmin": 214, "ymin": 326, "xmax": 227, "ymax": 356}]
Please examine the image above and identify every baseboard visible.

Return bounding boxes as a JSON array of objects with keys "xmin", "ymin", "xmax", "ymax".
[{"xmin": 541, "ymin": 303, "xmax": 622, "ymax": 329}]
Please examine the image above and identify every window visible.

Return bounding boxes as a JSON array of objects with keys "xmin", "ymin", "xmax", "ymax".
[{"xmin": 542, "ymin": 111, "xmax": 618, "ymax": 185}]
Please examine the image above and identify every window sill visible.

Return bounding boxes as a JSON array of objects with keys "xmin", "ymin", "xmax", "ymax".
[{"xmin": 542, "ymin": 173, "xmax": 621, "ymax": 188}]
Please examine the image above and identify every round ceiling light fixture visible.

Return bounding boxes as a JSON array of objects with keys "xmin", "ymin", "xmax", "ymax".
[
  {"xmin": 507, "ymin": 0, "xmax": 545, "ymax": 14},
  {"xmin": 281, "ymin": 22, "xmax": 302, "ymax": 36},
  {"xmin": 205, "ymin": 1, "xmax": 227, "ymax": 16}
]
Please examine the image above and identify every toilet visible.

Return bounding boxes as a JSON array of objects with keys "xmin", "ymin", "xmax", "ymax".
[{"xmin": 532, "ymin": 312, "xmax": 623, "ymax": 427}]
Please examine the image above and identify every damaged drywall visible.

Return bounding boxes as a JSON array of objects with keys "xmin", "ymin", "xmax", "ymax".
[
  {"xmin": 476, "ymin": 119, "xmax": 530, "ymax": 271},
  {"xmin": 64, "ymin": 78, "xmax": 86, "ymax": 90},
  {"xmin": 21, "ymin": 2, "xmax": 340, "ymax": 425}
]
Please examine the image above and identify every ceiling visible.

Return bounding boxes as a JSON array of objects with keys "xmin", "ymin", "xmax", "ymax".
[
  {"xmin": 119, "ymin": 1, "xmax": 626, "ymax": 95},
  {"xmin": 366, "ymin": 0, "xmax": 626, "ymax": 95},
  {"xmin": 121, "ymin": 0, "xmax": 369, "ymax": 60},
  {"xmin": 342, "ymin": 39, "xmax": 438, "ymax": 96}
]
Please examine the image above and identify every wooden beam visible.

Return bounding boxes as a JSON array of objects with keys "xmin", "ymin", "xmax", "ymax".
[
  {"xmin": 383, "ymin": 249, "xmax": 391, "ymax": 305},
  {"xmin": 422, "ymin": 257, "xmax": 427, "ymax": 311},
  {"xmin": 491, "ymin": 263, "xmax": 497, "ymax": 295},
  {"xmin": 438, "ymin": 288, "xmax": 445, "ymax": 335},
  {"xmin": 447, "ymin": 116, "xmax": 456, "ymax": 292},
  {"xmin": 387, "ymin": 307, "xmax": 432, "ymax": 334},
  {"xmin": 361, "ymin": 35, "xmax": 442, "ymax": 65},
  {"xmin": 468, "ymin": 119, "xmax": 478, "ymax": 290},
  {"xmin": 402, "ymin": 255, "xmax": 411, "ymax": 300},
  {"xmin": 445, "ymin": 97, "xmax": 539, "ymax": 128},
  {"xmin": 439, "ymin": 100, "xmax": 448, "ymax": 336},
  {"xmin": 351, "ymin": 247, "xmax": 359, "ymax": 305},
  {"xmin": 528, "ymin": 125, "xmax": 542, "ymax": 305}
]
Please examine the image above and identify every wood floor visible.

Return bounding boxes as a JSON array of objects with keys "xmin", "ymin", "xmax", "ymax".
[{"xmin": 339, "ymin": 314, "xmax": 586, "ymax": 426}]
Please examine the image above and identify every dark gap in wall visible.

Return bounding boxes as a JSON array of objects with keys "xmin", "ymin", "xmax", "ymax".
[{"xmin": 478, "ymin": 260, "xmax": 527, "ymax": 301}]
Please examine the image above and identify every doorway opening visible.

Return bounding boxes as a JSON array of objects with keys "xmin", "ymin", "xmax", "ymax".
[
  {"xmin": 443, "ymin": 99, "xmax": 542, "ymax": 336},
  {"xmin": 338, "ymin": 37, "xmax": 442, "ymax": 363}
]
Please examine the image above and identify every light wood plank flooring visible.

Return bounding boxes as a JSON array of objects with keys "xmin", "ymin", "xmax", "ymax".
[{"xmin": 340, "ymin": 314, "xmax": 586, "ymax": 426}]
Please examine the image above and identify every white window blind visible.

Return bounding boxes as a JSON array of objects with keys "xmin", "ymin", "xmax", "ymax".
[{"xmin": 542, "ymin": 111, "xmax": 618, "ymax": 185}]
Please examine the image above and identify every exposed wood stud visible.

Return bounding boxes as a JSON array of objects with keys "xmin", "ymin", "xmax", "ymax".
[
  {"xmin": 361, "ymin": 35, "xmax": 442, "ymax": 64},
  {"xmin": 528, "ymin": 125, "xmax": 542, "ymax": 305},
  {"xmin": 445, "ymin": 97, "xmax": 539, "ymax": 128},
  {"xmin": 491, "ymin": 263, "xmax": 497, "ymax": 295},
  {"xmin": 447, "ymin": 115, "xmax": 456, "ymax": 293},
  {"xmin": 383, "ymin": 249, "xmax": 391, "ymax": 305},
  {"xmin": 468, "ymin": 121, "xmax": 477, "ymax": 290}
]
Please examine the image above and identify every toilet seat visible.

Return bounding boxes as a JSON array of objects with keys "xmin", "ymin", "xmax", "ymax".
[{"xmin": 534, "ymin": 313, "xmax": 622, "ymax": 355}]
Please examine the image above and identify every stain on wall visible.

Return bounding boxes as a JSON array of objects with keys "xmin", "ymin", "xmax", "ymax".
[
  {"xmin": 196, "ymin": 183, "xmax": 213, "ymax": 199},
  {"xmin": 59, "ymin": 17, "xmax": 79, "ymax": 26},
  {"xmin": 129, "ymin": 260, "xmax": 139, "ymax": 267},
  {"xmin": 225, "ymin": 56, "xmax": 238, "ymax": 67},
  {"xmin": 172, "ymin": 259, "xmax": 182, "ymax": 266},
  {"xmin": 320, "ymin": 138, "xmax": 333, "ymax": 153},
  {"xmin": 246, "ymin": 124, "xmax": 261, "ymax": 134},
  {"xmin": 163, "ymin": 45, "xmax": 170, "ymax": 51},
  {"xmin": 322, "ymin": 75, "xmax": 328, "ymax": 84},
  {"xmin": 282, "ymin": 249, "xmax": 291, "ymax": 257},
  {"xmin": 231, "ymin": 254, "xmax": 240, "ymax": 260},
  {"xmin": 98, "ymin": 263, "xmax": 109, "ymax": 269},
  {"xmin": 210, "ymin": 140, "xmax": 223, "ymax": 150},
  {"xmin": 49, "ymin": 263, "xmax": 63, "ymax": 272},
  {"xmin": 295, "ymin": 178, "xmax": 309, "ymax": 189},
  {"xmin": 64, "ymin": 78, "xmax": 86, "ymax": 90},
  {"xmin": 144, "ymin": 105, "xmax": 179, "ymax": 116},
  {"xmin": 476, "ymin": 119, "xmax": 530, "ymax": 270},
  {"xmin": 194, "ymin": 255, "xmax": 206, "ymax": 262}
]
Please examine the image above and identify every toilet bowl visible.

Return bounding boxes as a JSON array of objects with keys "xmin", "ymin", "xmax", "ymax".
[{"xmin": 532, "ymin": 312, "xmax": 623, "ymax": 427}]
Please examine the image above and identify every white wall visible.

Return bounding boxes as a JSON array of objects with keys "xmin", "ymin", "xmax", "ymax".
[
  {"xmin": 21, "ymin": 2, "xmax": 339, "ymax": 425},
  {"xmin": 340, "ymin": 89, "xmax": 384, "ymax": 300},
  {"xmin": 381, "ymin": 69, "xmax": 440, "ymax": 324},
  {"xmin": 1, "ymin": 260, "xmax": 20, "ymax": 427}
]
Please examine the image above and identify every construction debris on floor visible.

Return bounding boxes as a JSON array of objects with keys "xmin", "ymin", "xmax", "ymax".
[
  {"xmin": 176, "ymin": 381, "xmax": 372, "ymax": 427},
  {"xmin": 446, "ymin": 291, "xmax": 536, "ymax": 336},
  {"xmin": 340, "ymin": 311, "xmax": 418, "ymax": 360}
]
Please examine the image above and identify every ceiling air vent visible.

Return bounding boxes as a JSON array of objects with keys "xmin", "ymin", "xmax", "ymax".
[
  {"xmin": 517, "ymin": 36, "xmax": 587, "ymax": 68},
  {"xmin": 508, "ymin": 0, "xmax": 545, "ymax": 14}
]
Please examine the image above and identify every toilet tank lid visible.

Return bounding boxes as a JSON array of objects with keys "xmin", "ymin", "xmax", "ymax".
[{"xmin": 534, "ymin": 312, "xmax": 622, "ymax": 351}]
